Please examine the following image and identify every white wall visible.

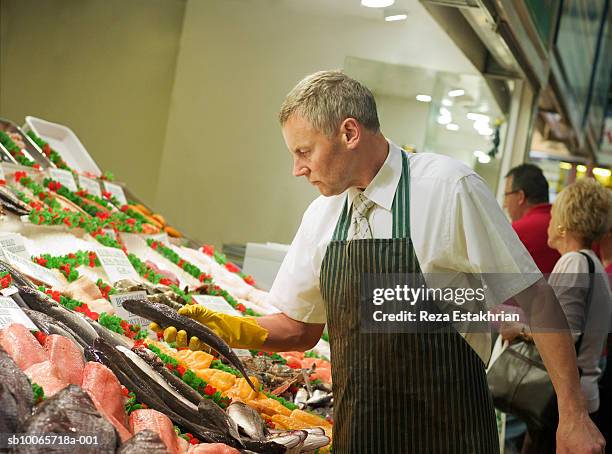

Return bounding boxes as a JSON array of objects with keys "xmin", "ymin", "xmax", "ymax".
[{"xmin": 156, "ymin": 0, "xmax": 475, "ymax": 247}]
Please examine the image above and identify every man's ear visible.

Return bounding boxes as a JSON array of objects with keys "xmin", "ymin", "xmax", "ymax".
[
  {"xmin": 340, "ymin": 118, "xmax": 360, "ymax": 149},
  {"xmin": 517, "ymin": 190, "xmax": 527, "ymax": 205}
]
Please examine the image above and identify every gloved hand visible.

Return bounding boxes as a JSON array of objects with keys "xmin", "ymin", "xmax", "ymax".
[{"xmin": 149, "ymin": 304, "xmax": 268, "ymax": 350}]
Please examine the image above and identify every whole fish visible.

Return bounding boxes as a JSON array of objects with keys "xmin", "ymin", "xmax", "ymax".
[
  {"xmin": 122, "ymin": 298, "xmax": 256, "ymax": 391},
  {"xmin": 92, "ymin": 338, "xmax": 244, "ymax": 449},
  {"xmin": 300, "ymin": 432, "xmax": 331, "ymax": 452},
  {"xmin": 17, "ymin": 286, "xmax": 98, "ymax": 345},
  {"xmin": 22, "ymin": 308, "xmax": 86, "ymax": 350},
  {"xmin": 86, "ymin": 318, "xmax": 133, "ymax": 349},
  {"xmin": 265, "ymin": 430, "xmax": 307, "ymax": 450},
  {"xmin": 14, "ymin": 385, "xmax": 118, "ymax": 454},
  {"xmin": 226, "ymin": 401, "xmax": 268, "ymax": 440},
  {"xmin": 0, "ymin": 347, "xmax": 34, "ymax": 433},
  {"xmin": 198, "ymin": 396, "xmax": 241, "ymax": 441},
  {"xmin": 0, "ymin": 185, "xmax": 31, "ymax": 213},
  {"xmin": 294, "ymin": 387, "xmax": 309, "ymax": 410},
  {"xmin": 117, "ymin": 429, "xmax": 168, "ymax": 454},
  {"xmin": 0, "ymin": 260, "xmax": 35, "ymax": 289},
  {"xmin": 305, "ymin": 389, "xmax": 332, "ymax": 408},
  {"xmin": 133, "ymin": 346, "xmax": 203, "ymax": 405}
]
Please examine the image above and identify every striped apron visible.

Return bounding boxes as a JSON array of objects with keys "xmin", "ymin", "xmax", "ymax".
[{"xmin": 320, "ymin": 151, "xmax": 498, "ymax": 453}]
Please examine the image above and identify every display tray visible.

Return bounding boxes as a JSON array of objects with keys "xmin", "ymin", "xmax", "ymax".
[
  {"xmin": 24, "ymin": 115, "xmax": 102, "ymax": 176},
  {"xmin": 0, "ymin": 118, "xmax": 52, "ymax": 168}
]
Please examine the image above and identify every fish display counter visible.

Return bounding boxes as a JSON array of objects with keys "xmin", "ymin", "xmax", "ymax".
[{"xmin": 0, "ymin": 116, "xmax": 333, "ymax": 453}]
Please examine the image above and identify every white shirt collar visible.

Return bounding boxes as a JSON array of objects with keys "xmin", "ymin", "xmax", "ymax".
[{"xmin": 347, "ymin": 140, "xmax": 403, "ymax": 212}]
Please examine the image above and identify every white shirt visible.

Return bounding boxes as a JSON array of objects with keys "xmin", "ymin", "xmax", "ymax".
[
  {"xmin": 269, "ymin": 141, "xmax": 542, "ymax": 360},
  {"xmin": 549, "ymin": 250, "xmax": 612, "ymax": 413}
]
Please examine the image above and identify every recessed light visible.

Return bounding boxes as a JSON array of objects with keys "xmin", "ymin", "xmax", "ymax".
[
  {"xmin": 448, "ymin": 89, "xmax": 465, "ymax": 97},
  {"xmin": 593, "ymin": 167, "xmax": 611, "ymax": 177},
  {"xmin": 442, "ymin": 99, "xmax": 453, "ymax": 107},
  {"xmin": 385, "ymin": 13, "xmax": 407, "ymax": 21},
  {"xmin": 467, "ymin": 113, "xmax": 490, "ymax": 122},
  {"xmin": 437, "ymin": 116, "xmax": 451, "ymax": 125},
  {"xmin": 576, "ymin": 165, "xmax": 587, "ymax": 172},
  {"xmin": 361, "ymin": 0, "xmax": 395, "ymax": 7},
  {"xmin": 478, "ymin": 154, "xmax": 491, "ymax": 164},
  {"xmin": 446, "ymin": 123, "xmax": 459, "ymax": 131},
  {"xmin": 559, "ymin": 162, "xmax": 572, "ymax": 170},
  {"xmin": 415, "ymin": 94, "xmax": 432, "ymax": 102}
]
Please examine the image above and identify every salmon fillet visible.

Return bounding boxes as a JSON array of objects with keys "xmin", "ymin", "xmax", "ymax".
[
  {"xmin": 44, "ymin": 334, "xmax": 85, "ymax": 385},
  {"xmin": 0, "ymin": 323, "xmax": 46, "ymax": 370},
  {"xmin": 24, "ymin": 360, "xmax": 68, "ymax": 397},
  {"xmin": 130, "ymin": 409, "xmax": 179, "ymax": 454}
]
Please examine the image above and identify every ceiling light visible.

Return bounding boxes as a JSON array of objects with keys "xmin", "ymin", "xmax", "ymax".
[
  {"xmin": 439, "ymin": 107, "xmax": 451, "ymax": 117},
  {"xmin": 473, "ymin": 150, "xmax": 485, "ymax": 158},
  {"xmin": 361, "ymin": 0, "xmax": 394, "ymax": 7},
  {"xmin": 477, "ymin": 127, "xmax": 494, "ymax": 136},
  {"xmin": 478, "ymin": 154, "xmax": 491, "ymax": 164},
  {"xmin": 442, "ymin": 99, "xmax": 453, "ymax": 107},
  {"xmin": 593, "ymin": 167, "xmax": 611, "ymax": 177},
  {"xmin": 467, "ymin": 113, "xmax": 490, "ymax": 122},
  {"xmin": 559, "ymin": 162, "xmax": 572, "ymax": 170},
  {"xmin": 576, "ymin": 165, "xmax": 587, "ymax": 172},
  {"xmin": 416, "ymin": 94, "xmax": 432, "ymax": 102},
  {"xmin": 446, "ymin": 123, "xmax": 459, "ymax": 131},
  {"xmin": 448, "ymin": 89, "xmax": 465, "ymax": 97},
  {"xmin": 437, "ymin": 116, "xmax": 451, "ymax": 125},
  {"xmin": 385, "ymin": 13, "xmax": 407, "ymax": 21}
]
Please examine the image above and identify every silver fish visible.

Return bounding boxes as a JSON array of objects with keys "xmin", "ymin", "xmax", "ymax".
[
  {"xmin": 266, "ymin": 430, "xmax": 307, "ymax": 449},
  {"xmin": 305, "ymin": 389, "xmax": 332, "ymax": 407},
  {"xmin": 226, "ymin": 401, "xmax": 268, "ymax": 440},
  {"xmin": 294, "ymin": 387, "xmax": 309, "ymax": 410},
  {"xmin": 300, "ymin": 433, "xmax": 331, "ymax": 452}
]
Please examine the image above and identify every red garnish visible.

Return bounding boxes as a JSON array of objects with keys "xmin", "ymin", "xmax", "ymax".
[
  {"xmin": 204, "ymin": 384, "xmax": 216, "ymax": 396},
  {"xmin": 201, "ymin": 245, "xmax": 214, "ymax": 256}
]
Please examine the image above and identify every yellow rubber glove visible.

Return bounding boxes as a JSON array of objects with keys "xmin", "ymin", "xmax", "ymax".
[{"xmin": 178, "ymin": 305, "xmax": 268, "ymax": 350}]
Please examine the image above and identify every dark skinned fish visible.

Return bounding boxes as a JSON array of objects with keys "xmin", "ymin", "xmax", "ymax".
[
  {"xmin": 122, "ymin": 298, "xmax": 256, "ymax": 391},
  {"xmin": 0, "ymin": 185, "xmax": 31, "ymax": 212},
  {"xmin": 0, "ymin": 260, "xmax": 35, "ymax": 289},
  {"xmin": 92, "ymin": 338, "xmax": 244, "ymax": 449},
  {"xmin": 17, "ymin": 286, "xmax": 98, "ymax": 345},
  {"xmin": 0, "ymin": 347, "xmax": 34, "ymax": 432},
  {"xmin": 22, "ymin": 308, "xmax": 85, "ymax": 350},
  {"xmin": 14, "ymin": 385, "xmax": 117, "ymax": 454},
  {"xmin": 197, "ymin": 395, "xmax": 242, "ymax": 441},
  {"xmin": 117, "ymin": 430, "xmax": 168, "ymax": 454},
  {"xmin": 133, "ymin": 346, "xmax": 203, "ymax": 405}
]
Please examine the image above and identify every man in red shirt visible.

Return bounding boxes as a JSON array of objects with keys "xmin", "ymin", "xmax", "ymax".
[{"xmin": 503, "ymin": 164, "xmax": 560, "ymax": 273}]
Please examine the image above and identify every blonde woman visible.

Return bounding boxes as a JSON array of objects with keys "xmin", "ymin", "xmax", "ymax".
[{"xmin": 519, "ymin": 178, "xmax": 612, "ymax": 453}]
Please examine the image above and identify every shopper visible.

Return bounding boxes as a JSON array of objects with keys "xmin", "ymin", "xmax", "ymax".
[
  {"xmin": 503, "ymin": 177, "xmax": 612, "ymax": 453},
  {"xmin": 162, "ymin": 71, "xmax": 604, "ymax": 453},
  {"xmin": 503, "ymin": 164, "xmax": 560, "ymax": 273}
]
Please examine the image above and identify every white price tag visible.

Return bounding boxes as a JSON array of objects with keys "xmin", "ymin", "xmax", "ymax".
[
  {"xmin": 149, "ymin": 232, "xmax": 170, "ymax": 245},
  {"xmin": 0, "ymin": 164, "xmax": 6, "ymax": 181},
  {"xmin": 109, "ymin": 291, "xmax": 151, "ymax": 328},
  {"xmin": 0, "ymin": 297, "xmax": 37, "ymax": 330},
  {"xmin": 0, "ymin": 233, "xmax": 29, "ymax": 259},
  {"xmin": 0, "ymin": 249, "xmax": 64, "ymax": 287},
  {"xmin": 232, "ymin": 348, "xmax": 252, "ymax": 357},
  {"xmin": 48, "ymin": 168, "xmax": 78, "ymax": 192},
  {"xmin": 78, "ymin": 175, "xmax": 102, "ymax": 197},
  {"xmin": 103, "ymin": 181, "xmax": 128, "ymax": 205},
  {"xmin": 94, "ymin": 246, "xmax": 139, "ymax": 283},
  {"xmin": 192, "ymin": 294, "xmax": 241, "ymax": 316}
]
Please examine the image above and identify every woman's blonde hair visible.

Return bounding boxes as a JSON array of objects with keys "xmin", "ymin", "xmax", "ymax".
[{"xmin": 551, "ymin": 177, "xmax": 612, "ymax": 244}]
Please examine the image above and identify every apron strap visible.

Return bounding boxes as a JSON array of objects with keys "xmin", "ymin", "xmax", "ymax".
[{"xmin": 330, "ymin": 148, "xmax": 412, "ymax": 241}]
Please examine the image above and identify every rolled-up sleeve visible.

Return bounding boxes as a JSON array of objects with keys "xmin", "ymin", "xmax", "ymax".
[{"xmin": 268, "ymin": 210, "xmax": 327, "ymax": 324}]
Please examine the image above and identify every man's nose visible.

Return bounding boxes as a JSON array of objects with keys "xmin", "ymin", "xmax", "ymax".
[{"xmin": 293, "ymin": 159, "xmax": 309, "ymax": 177}]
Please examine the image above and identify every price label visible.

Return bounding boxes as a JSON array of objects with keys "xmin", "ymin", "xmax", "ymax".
[
  {"xmin": 0, "ymin": 164, "xmax": 6, "ymax": 182},
  {"xmin": 103, "ymin": 181, "xmax": 128, "ymax": 205},
  {"xmin": 192, "ymin": 294, "xmax": 241, "ymax": 316},
  {"xmin": 149, "ymin": 232, "xmax": 170, "ymax": 245},
  {"xmin": 0, "ymin": 297, "xmax": 37, "ymax": 330},
  {"xmin": 78, "ymin": 175, "xmax": 102, "ymax": 197},
  {"xmin": 109, "ymin": 291, "xmax": 151, "ymax": 328},
  {"xmin": 94, "ymin": 246, "xmax": 139, "ymax": 283},
  {"xmin": 0, "ymin": 233, "xmax": 29, "ymax": 259},
  {"xmin": 48, "ymin": 168, "xmax": 78, "ymax": 192},
  {"xmin": 0, "ymin": 249, "xmax": 64, "ymax": 287}
]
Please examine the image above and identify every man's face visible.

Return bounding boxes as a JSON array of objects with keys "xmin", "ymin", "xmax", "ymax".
[
  {"xmin": 282, "ymin": 113, "xmax": 354, "ymax": 196},
  {"xmin": 503, "ymin": 176, "xmax": 524, "ymax": 222}
]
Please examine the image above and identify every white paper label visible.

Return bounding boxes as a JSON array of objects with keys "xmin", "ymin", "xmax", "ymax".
[
  {"xmin": 1, "ymin": 249, "xmax": 63, "ymax": 287},
  {"xmin": 0, "ymin": 296, "xmax": 37, "ymax": 330},
  {"xmin": 192, "ymin": 294, "xmax": 241, "ymax": 316},
  {"xmin": 0, "ymin": 233, "xmax": 29, "ymax": 259},
  {"xmin": 149, "ymin": 232, "xmax": 170, "ymax": 245},
  {"xmin": 94, "ymin": 246, "xmax": 139, "ymax": 283},
  {"xmin": 103, "ymin": 182, "xmax": 128, "ymax": 205},
  {"xmin": 232, "ymin": 348, "xmax": 252, "ymax": 357},
  {"xmin": 79, "ymin": 175, "xmax": 102, "ymax": 197},
  {"xmin": 0, "ymin": 164, "xmax": 6, "ymax": 181},
  {"xmin": 109, "ymin": 291, "xmax": 150, "ymax": 328},
  {"xmin": 48, "ymin": 168, "xmax": 78, "ymax": 192}
]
